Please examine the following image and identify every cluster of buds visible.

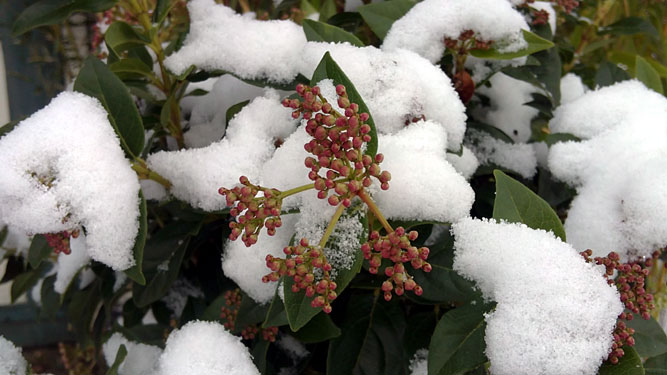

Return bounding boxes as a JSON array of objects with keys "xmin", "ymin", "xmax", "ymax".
[
  {"xmin": 444, "ymin": 30, "xmax": 494, "ymax": 55},
  {"xmin": 45, "ymin": 229, "xmax": 80, "ymax": 255},
  {"xmin": 283, "ymin": 83, "xmax": 391, "ymax": 207},
  {"xmin": 219, "ymin": 176, "xmax": 283, "ymax": 247},
  {"xmin": 581, "ymin": 250, "xmax": 659, "ymax": 364},
  {"xmin": 263, "ymin": 238, "xmax": 338, "ymax": 313},
  {"xmin": 556, "ymin": 0, "xmax": 579, "ymax": 13},
  {"xmin": 362, "ymin": 227, "xmax": 431, "ymax": 301},
  {"xmin": 220, "ymin": 288, "xmax": 278, "ymax": 341}
]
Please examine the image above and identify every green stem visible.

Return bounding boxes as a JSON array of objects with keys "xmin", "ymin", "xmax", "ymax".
[
  {"xmin": 131, "ymin": 159, "xmax": 172, "ymax": 189},
  {"xmin": 358, "ymin": 189, "xmax": 393, "ymax": 234},
  {"xmin": 280, "ymin": 183, "xmax": 315, "ymax": 198},
  {"xmin": 318, "ymin": 203, "xmax": 346, "ymax": 248}
]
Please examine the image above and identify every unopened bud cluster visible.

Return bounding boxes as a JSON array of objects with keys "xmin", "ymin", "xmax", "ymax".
[
  {"xmin": 362, "ymin": 227, "xmax": 431, "ymax": 301},
  {"xmin": 581, "ymin": 250, "xmax": 659, "ymax": 364},
  {"xmin": 219, "ymin": 176, "xmax": 283, "ymax": 247},
  {"xmin": 263, "ymin": 238, "xmax": 337, "ymax": 314},
  {"xmin": 220, "ymin": 288, "xmax": 278, "ymax": 342},
  {"xmin": 284, "ymin": 83, "xmax": 391, "ymax": 207},
  {"xmin": 45, "ymin": 229, "xmax": 80, "ymax": 255},
  {"xmin": 444, "ymin": 30, "xmax": 493, "ymax": 55}
]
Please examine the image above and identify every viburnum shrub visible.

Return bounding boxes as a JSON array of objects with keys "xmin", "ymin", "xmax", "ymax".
[{"xmin": 1, "ymin": 0, "xmax": 666, "ymax": 374}]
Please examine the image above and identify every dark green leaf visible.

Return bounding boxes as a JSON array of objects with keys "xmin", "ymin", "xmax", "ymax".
[
  {"xmin": 493, "ymin": 170, "xmax": 566, "ymax": 241},
  {"xmin": 74, "ymin": 57, "xmax": 145, "ymax": 157},
  {"xmin": 124, "ymin": 191, "xmax": 148, "ymax": 285},
  {"xmin": 529, "ymin": 39, "xmax": 562, "ymax": 105},
  {"xmin": 524, "ymin": 93, "xmax": 553, "ymax": 118},
  {"xmin": 410, "ymin": 226, "xmax": 477, "ymax": 304},
  {"xmin": 0, "ymin": 119, "xmax": 22, "ymax": 138},
  {"xmin": 252, "ymin": 339, "xmax": 270, "ymax": 375},
  {"xmin": 104, "ymin": 22, "xmax": 149, "ymax": 54},
  {"xmin": 635, "ymin": 56, "xmax": 664, "ymax": 94},
  {"xmin": 115, "ymin": 324, "xmax": 167, "ymax": 348},
  {"xmin": 40, "ymin": 275, "xmax": 61, "ymax": 319},
  {"xmin": 109, "ymin": 59, "xmax": 153, "ymax": 78},
  {"xmin": 598, "ymin": 346, "xmax": 645, "ymax": 375},
  {"xmin": 327, "ymin": 294, "xmax": 407, "ymax": 375},
  {"xmin": 132, "ymin": 237, "xmax": 190, "ymax": 307},
  {"xmin": 67, "ymin": 280, "xmax": 102, "ymax": 343},
  {"xmin": 11, "ymin": 262, "xmax": 50, "ymax": 303},
  {"xmin": 262, "ymin": 292, "xmax": 289, "ymax": 328},
  {"xmin": 28, "ymin": 234, "xmax": 52, "ymax": 269},
  {"xmin": 1, "ymin": 256, "xmax": 26, "ymax": 283},
  {"xmin": 226, "ymin": 100, "xmax": 250, "ymax": 127},
  {"xmin": 544, "ymin": 133, "xmax": 581, "ymax": 146},
  {"xmin": 0, "ymin": 226, "xmax": 7, "ymax": 247},
  {"xmin": 201, "ymin": 293, "xmax": 228, "ymax": 322},
  {"xmin": 291, "ymin": 312, "xmax": 341, "ymax": 343},
  {"xmin": 468, "ymin": 121, "xmax": 514, "ymax": 144},
  {"xmin": 357, "ymin": 0, "xmax": 417, "ymax": 40},
  {"xmin": 470, "ymin": 30, "xmax": 554, "ymax": 60},
  {"xmin": 645, "ymin": 353, "xmax": 667, "ymax": 375},
  {"xmin": 302, "ymin": 19, "xmax": 364, "ymax": 46},
  {"xmin": 234, "ymin": 292, "xmax": 271, "ymax": 332},
  {"xmin": 595, "ymin": 62, "xmax": 631, "ymax": 88},
  {"xmin": 319, "ymin": 0, "xmax": 337, "ymax": 22},
  {"xmin": 185, "ymin": 89, "xmax": 209, "ymax": 97},
  {"xmin": 404, "ymin": 311, "xmax": 437, "ymax": 359},
  {"xmin": 599, "ymin": 17, "xmax": 659, "ymax": 38},
  {"xmin": 106, "ymin": 344, "xmax": 128, "ymax": 375},
  {"xmin": 428, "ymin": 303, "xmax": 489, "ymax": 375},
  {"xmin": 310, "ymin": 52, "xmax": 378, "ymax": 157},
  {"xmin": 12, "ymin": 0, "xmax": 117, "ymax": 36},
  {"xmin": 627, "ymin": 315, "xmax": 667, "ymax": 358},
  {"xmin": 153, "ymin": 0, "xmax": 174, "ymax": 25}
]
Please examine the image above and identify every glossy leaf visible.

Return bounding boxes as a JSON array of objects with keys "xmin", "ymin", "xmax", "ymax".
[
  {"xmin": 104, "ymin": 22, "xmax": 149, "ymax": 54},
  {"xmin": 39, "ymin": 275, "xmax": 61, "ymax": 319},
  {"xmin": 262, "ymin": 291, "xmax": 289, "ymax": 328},
  {"xmin": 153, "ymin": 0, "xmax": 174, "ymax": 25},
  {"xmin": 124, "ymin": 191, "xmax": 148, "ymax": 285},
  {"xmin": 302, "ymin": 19, "xmax": 364, "ymax": 46},
  {"xmin": 357, "ymin": 0, "xmax": 417, "ymax": 40},
  {"xmin": 598, "ymin": 346, "xmax": 645, "ymax": 375},
  {"xmin": 251, "ymin": 339, "xmax": 270, "ymax": 375},
  {"xmin": 234, "ymin": 292, "xmax": 271, "ymax": 333},
  {"xmin": 109, "ymin": 59, "xmax": 153, "ymax": 78},
  {"xmin": 74, "ymin": 57, "xmax": 145, "ymax": 157},
  {"xmin": 635, "ymin": 56, "xmax": 664, "ymax": 94},
  {"xmin": 645, "ymin": 353, "xmax": 667, "ymax": 375},
  {"xmin": 106, "ymin": 344, "xmax": 128, "ymax": 375},
  {"xmin": 12, "ymin": 0, "xmax": 116, "ymax": 36},
  {"xmin": 543, "ymin": 133, "xmax": 581, "ymax": 146},
  {"xmin": 11, "ymin": 262, "xmax": 50, "ymax": 303},
  {"xmin": 595, "ymin": 61, "xmax": 631, "ymax": 87},
  {"xmin": 428, "ymin": 303, "xmax": 489, "ymax": 375},
  {"xmin": 27, "ymin": 234, "xmax": 52, "ymax": 269},
  {"xmin": 627, "ymin": 315, "xmax": 667, "ymax": 358},
  {"xmin": 291, "ymin": 312, "xmax": 341, "ymax": 343},
  {"xmin": 310, "ymin": 52, "xmax": 378, "ymax": 156},
  {"xmin": 493, "ymin": 170, "xmax": 566, "ymax": 241},
  {"xmin": 599, "ymin": 17, "xmax": 659, "ymax": 38},
  {"xmin": 470, "ymin": 30, "xmax": 554, "ymax": 60},
  {"xmin": 318, "ymin": 0, "xmax": 337, "ymax": 22},
  {"xmin": 327, "ymin": 294, "xmax": 407, "ymax": 375}
]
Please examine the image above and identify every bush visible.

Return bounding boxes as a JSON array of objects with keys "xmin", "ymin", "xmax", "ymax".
[{"xmin": 1, "ymin": 0, "xmax": 666, "ymax": 374}]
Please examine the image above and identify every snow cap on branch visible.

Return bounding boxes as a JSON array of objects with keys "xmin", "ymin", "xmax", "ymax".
[
  {"xmin": 452, "ymin": 218, "xmax": 623, "ymax": 375},
  {"xmin": 103, "ymin": 333, "xmax": 162, "ymax": 375},
  {"xmin": 0, "ymin": 92, "xmax": 140, "ymax": 270}
]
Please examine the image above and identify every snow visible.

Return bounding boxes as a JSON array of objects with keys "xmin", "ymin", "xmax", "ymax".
[
  {"xmin": 466, "ymin": 130, "xmax": 538, "ymax": 178},
  {"xmin": 0, "ymin": 223, "xmax": 31, "ymax": 256},
  {"xmin": 148, "ymin": 90, "xmax": 298, "ymax": 211},
  {"xmin": 222, "ymin": 214, "xmax": 298, "ymax": 304},
  {"xmin": 548, "ymin": 81, "xmax": 667, "ymax": 260},
  {"xmin": 452, "ymin": 218, "xmax": 623, "ymax": 375},
  {"xmin": 103, "ymin": 332, "xmax": 162, "ymax": 375},
  {"xmin": 382, "ymin": 0, "xmax": 529, "ymax": 63},
  {"xmin": 373, "ymin": 121, "xmax": 475, "ymax": 223},
  {"xmin": 476, "ymin": 72, "xmax": 539, "ymax": 143},
  {"xmin": 277, "ymin": 335, "xmax": 309, "ymax": 360},
  {"xmin": 157, "ymin": 320, "xmax": 260, "ymax": 375},
  {"xmin": 0, "ymin": 92, "xmax": 141, "ymax": 271},
  {"xmin": 409, "ymin": 349, "xmax": 428, "ymax": 375},
  {"xmin": 54, "ymin": 235, "xmax": 91, "ymax": 294},
  {"xmin": 559, "ymin": 73, "xmax": 587, "ymax": 105},
  {"xmin": 161, "ymin": 278, "xmax": 204, "ymax": 316},
  {"xmin": 165, "ymin": 0, "xmax": 306, "ymax": 81},
  {"xmin": 0, "ymin": 335, "xmax": 27, "ymax": 375},
  {"xmin": 446, "ymin": 146, "xmax": 480, "ymax": 180}
]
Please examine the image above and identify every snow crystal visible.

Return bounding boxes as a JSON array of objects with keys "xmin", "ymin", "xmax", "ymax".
[
  {"xmin": 161, "ymin": 278, "xmax": 204, "ymax": 316},
  {"xmin": 452, "ymin": 218, "xmax": 623, "ymax": 375},
  {"xmin": 466, "ymin": 130, "xmax": 537, "ymax": 178},
  {"xmin": 382, "ymin": 0, "xmax": 528, "ymax": 63},
  {"xmin": 559, "ymin": 73, "xmax": 587, "ymax": 105},
  {"xmin": 0, "ymin": 92, "xmax": 141, "ymax": 270},
  {"xmin": 222, "ymin": 214, "xmax": 298, "ymax": 304},
  {"xmin": 54, "ymin": 235, "xmax": 91, "ymax": 293},
  {"xmin": 158, "ymin": 320, "xmax": 260, "ymax": 375},
  {"xmin": 148, "ymin": 91, "xmax": 298, "ymax": 211},
  {"xmin": 165, "ymin": 0, "xmax": 306, "ymax": 81},
  {"xmin": 548, "ymin": 81, "xmax": 667, "ymax": 260},
  {"xmin": 374, "ymin": 121, "xmax": 474, "ymax": 223},
  {"xmin": 103, "ymin": 333, "xmax": 162, "ymax": 375},
  {"xmin": 550, "ymin": 80, "xmax": 665, "ymax": 139},
  {"xmin": 446, "ymin": 146, "xmax": 479, "ymax": 180},
  {"xmin": 476, "ymin": 72, "xmax": 539, "ymax": 143},
  {"xmin": 300, "ymin": 43, "xmax": 467, "ymax": 149},
  {"xmin": 0, "ymin": 335, "xmax": 27, "ymax": 375},
  {"xmin": 409, "ymin": 349, "xmax": 428, "ymax": 375}
]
